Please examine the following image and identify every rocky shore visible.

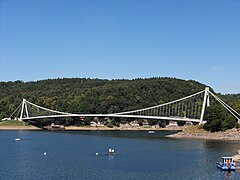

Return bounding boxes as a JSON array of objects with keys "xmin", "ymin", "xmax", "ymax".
[
  {"xmin": 232, "ymin": 150, "xmax": 240, "ymax": 162},
  {"xmin": 167, "ymin": 126, "xmax": 240, "ymax": 141}
]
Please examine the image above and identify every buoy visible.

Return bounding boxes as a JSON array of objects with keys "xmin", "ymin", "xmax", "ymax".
[
  {"xmin": 96, "ymin": 152, "xmax": 99, "ymax": 155},
  {"xmin": 15, "ymin": 138, "xmax": 21, "ymax": 141},
  {"xmin": 44, "ymin": 152, "xmax": 47, "ymax": 156}
]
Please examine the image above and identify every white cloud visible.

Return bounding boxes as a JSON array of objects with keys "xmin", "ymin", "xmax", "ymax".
[
  {"xmin": 220, "ymin": 83, "xmax": 240, "ymax": 94},
  {"xmin": 221, "ymin": 83, "xmax": 240, "ymax": 88},
  {"xmin": 211, "ymin": 66, "xmax": 220, "ymax": 71}
]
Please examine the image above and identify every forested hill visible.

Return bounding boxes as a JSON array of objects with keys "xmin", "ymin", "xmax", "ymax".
[{"xmin": 0, "ymin": 77, "xmax": 239, "ymax": 120}]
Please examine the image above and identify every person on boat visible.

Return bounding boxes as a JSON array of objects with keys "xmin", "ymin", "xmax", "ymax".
[{"xmin": 227, "ymin": 159, "xmax": 230, "ymax": 169}]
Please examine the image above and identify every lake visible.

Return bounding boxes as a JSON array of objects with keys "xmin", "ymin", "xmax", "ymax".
[{"xmin": 0, "ymin": 130, "xmax": 240, "ymax": 179}]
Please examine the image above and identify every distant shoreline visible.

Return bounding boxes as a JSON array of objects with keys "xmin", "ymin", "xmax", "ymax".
[
  {"xmin": 0, "ymin": 125, "xmax": 183, "ymax": 131},
  {"xmin": 64, "ymin": 126, "xmax": 183, "ymax": 131},
  {"xmin": 1, "ymin": 125, "xmax": 239, "ymax": 141}
]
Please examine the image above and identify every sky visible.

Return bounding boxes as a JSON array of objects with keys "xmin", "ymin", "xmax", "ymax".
[{"xmin": 0, "ymin": 0, "xmax": 240, "ymax": 94}]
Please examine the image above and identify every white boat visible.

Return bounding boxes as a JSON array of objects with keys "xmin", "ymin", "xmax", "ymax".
[
  {"xmin": 105, "ymin": 148, "xmax": 117, "ymax": 156},
  {"xmin": 15, "ymin": 138, "xmax": 21, "ymax": 141},
  {"xmin": 148, "ymin": 131, "xmax": 155, "ymax": 134}
]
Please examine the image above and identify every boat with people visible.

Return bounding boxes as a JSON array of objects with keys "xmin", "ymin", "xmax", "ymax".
[
  {"xmin": 216, "ymin": 157, "xmax": 236, "ymax": 171},
  {"xmin": 105, "ymin": 148, "xmax": 117, "ymax": 156}
]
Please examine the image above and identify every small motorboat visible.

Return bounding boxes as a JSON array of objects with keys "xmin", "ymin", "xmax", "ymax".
[
  {"xmin": 148, "ymin": 131, "xmax": 155, "ymax": 134},
  {"xmin": 105, "ymin": 148, "xmax": 117, "ymax": 156},
  {"xmin": 216, "ymin": 157, "xmax": 236, "ymax": 171},
  {"xmin": 15, "ymin": 138, "xmax": 21, "ymax": 141}
]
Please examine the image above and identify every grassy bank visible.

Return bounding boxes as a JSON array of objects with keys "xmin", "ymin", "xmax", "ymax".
[
  {"xmin": 0, "ymin": 120, "xmax": 30, "ymax": 126},
  {"xmin": 0, "ymin": 120, "xmax": 40, "ymax": 130}
]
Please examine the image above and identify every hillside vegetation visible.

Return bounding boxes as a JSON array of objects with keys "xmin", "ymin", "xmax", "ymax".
[
  {"xmin": 0, "ymin": 77, "xmax": 239, "ymax": 131},
  {"xmin": 0, "ymin": 120, "xmax": 29, "ymax": 126}
]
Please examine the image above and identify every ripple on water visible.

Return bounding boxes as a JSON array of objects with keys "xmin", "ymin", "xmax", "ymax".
[{"xmin": 0, "ymin": 130, "xmax": 240, "ymax": 180}]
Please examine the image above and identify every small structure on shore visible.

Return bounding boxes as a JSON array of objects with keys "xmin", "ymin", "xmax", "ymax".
[
  {"xmin": 143, "ymin": 119, "xmax": 150, "ymax": 128},
  {"xmin": 167, "ymin": 121, "xmax": 178, "ymax": 127},
  {"xmin": 90, "ymin": 121, "xmax": 104, "ymax": 127},
  {"xmin": 130, "ymin": 120, "xmax": 140, "ymax": 127},
  {"xmin": 46, "ymin": 123, "xmax": 65, "ymax": 130}
]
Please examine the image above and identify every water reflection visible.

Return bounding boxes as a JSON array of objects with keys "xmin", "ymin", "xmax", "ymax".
[
  {"xmin": 225, "ymin": 171, "xmax": 231, "ymax": 180},
  {"xmin": 59, "ymin": 130, "xmax": 180, "ymax": 140},
  {"xmin": 204, "ymin": 140, "xmax": 239, "ymax": 156}
]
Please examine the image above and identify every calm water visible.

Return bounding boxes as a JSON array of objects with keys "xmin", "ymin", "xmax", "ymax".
[{"xmin": 0, "ymin": 130, "xmax": 240, "ymax": 180}]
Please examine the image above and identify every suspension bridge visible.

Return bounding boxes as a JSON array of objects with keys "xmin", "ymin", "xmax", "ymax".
[{"xmin": 8, "ymin": 87, "xmax": 240, "ymax": 125}]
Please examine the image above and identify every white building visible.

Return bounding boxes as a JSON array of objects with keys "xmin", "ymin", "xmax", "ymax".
[{"xmin": 168, "ymin": 121, "xmax": 178, "ymax": 127}]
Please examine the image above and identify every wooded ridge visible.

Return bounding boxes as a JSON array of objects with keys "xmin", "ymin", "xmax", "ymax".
[{"xmin": 0, "ymin": 77, "xmax": 239, "ymax": 131}]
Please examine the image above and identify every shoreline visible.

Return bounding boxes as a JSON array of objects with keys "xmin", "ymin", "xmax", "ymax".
[
  {"xmin": 1, "ymin": 125, "xmax": 239, "ymax": 141},
  {"xmin": 65, "ymin": 126, "xmax": 183, "ymax": 131},
  {"xmin": 0, "ymin": 126, "xmax": 41, "ymax": 130},
  {"xmin": 0, "ymin": 125, "xmax": 183, "ymax": 131}
]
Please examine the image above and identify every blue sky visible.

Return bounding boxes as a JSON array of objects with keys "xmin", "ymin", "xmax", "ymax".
[{"xmin": 0, "ymin": 0, "xmax": 240, "ymax": 94}]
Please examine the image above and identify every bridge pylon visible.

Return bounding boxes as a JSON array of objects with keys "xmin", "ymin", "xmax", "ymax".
[
  {"xmin": 199, "ymin": 87, "xmax": 210, "ymax": 125},
  {"xmin": 19, "ymin": 99, "xmax": 29, "ymax": 121}
]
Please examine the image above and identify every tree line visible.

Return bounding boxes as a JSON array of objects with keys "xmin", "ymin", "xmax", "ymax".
[{"xmin": 0, "ymin": 77, "xmax": 239, "ymax": 131}]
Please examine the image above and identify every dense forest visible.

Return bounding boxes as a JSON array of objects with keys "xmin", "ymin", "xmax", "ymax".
[{"xmin": 0, "ymin": 77, "xmax": 239, "ymax": 131}]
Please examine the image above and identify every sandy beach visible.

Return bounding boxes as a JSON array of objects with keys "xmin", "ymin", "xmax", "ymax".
[{"xmin": 0, "ymin": 126, "xmax": 40, "ymax": 130}]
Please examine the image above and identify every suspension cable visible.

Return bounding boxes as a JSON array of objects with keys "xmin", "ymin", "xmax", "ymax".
[
  {"xmin": 115, "ymin": 90, "xmax": 205, "ymax": 115},
  {"xmin": 9, "ymin": 102, "xmax": 23, "ymax": 119},
  {"xmin": 209, "ymin": 91, "xmax": 240, "ymax": 120},
  {"xmin": 25, "ymin": 100, "xmax": 72, "ymax": 116}
]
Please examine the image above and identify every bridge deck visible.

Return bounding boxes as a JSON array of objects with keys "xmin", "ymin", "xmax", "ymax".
[{"xmin": 22, "ymin": 114, "xmax": 201, "ymax": 122}]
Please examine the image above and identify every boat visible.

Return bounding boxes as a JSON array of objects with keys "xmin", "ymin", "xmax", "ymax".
[
  {"xmin": 105, "ymin": 148, "xmax": 117, "ymax": 156},
  {"xmin": 216, "ymin": 157, "xmax": 236, "ymax": 171},
  {"xmin": 15, "ymin": 138, "xmax": 21, "ymax": 141},
  {"xmin": 148, "ymin": 131, "xmax": 155, "ymax": 134}
]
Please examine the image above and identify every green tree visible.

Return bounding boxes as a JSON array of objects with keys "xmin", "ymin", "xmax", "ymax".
[
  {"xmin": 203, "ymin": 104, "xmax": 237, "ymax": 132},
  {"xmin": 222, "ymin": 116, "xmax": 237, "ymax": 131},
  {"xmin": 1, "ymin": 77, "xmax": 239, "ymax": 131}
]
